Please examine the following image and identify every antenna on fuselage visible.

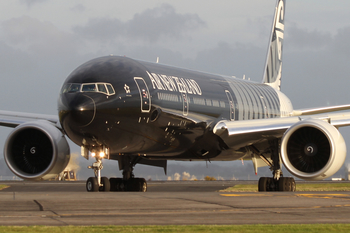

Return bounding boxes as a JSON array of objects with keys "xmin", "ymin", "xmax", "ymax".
[{"xmin": 156, "ymin": 57, "xmax": 159, "ymax": 63}]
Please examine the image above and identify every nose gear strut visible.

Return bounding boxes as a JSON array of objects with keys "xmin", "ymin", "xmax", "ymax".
[{"xmin": 86, "ymin": 156, "xmax": 111, "ymax": 192}]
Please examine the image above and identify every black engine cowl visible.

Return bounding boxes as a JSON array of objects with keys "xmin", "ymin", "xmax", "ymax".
[
  {"xmin": 281, "ymin": 119, "xmax": 346, "ymax": 180},
  {"xmin": 4, "ymin": 120, "xmax": 70, "ymax": 180}
]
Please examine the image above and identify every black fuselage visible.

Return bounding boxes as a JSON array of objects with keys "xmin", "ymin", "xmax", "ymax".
[{"xmin": 58, "ymin": 56, "xmax": 281, "ymax": 161}]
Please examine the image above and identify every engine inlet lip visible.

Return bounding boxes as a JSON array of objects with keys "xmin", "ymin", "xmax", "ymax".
[
  {"xmin": 3, "ymin": 121, "xmax": 57, "ymax": 180},
  {"xmin": 280, "ymin": 120, "xmax": 336, "ymax": 180}
]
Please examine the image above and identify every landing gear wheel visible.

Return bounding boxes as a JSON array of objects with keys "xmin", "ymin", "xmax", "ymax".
[
  {"xmin": 278, "ymin": 177, "xmax": 287, "ymax": 191},
  {"xmin": 139, "ymin": 178, "xmax": 147, "ymax": 192},
  {"xmin": 86, "ymin": 177, "xmax": 99, "ymax": 192},
  {"xmin": 258, "ymin": 177, "xmax": 274, "ymax": 192},
  {"xmin": 289, "ymin": 177, "xmax": 296, "ymax": 192},
  {"xmin": 99, "ymin": 176, "xmax": 110, "ymax": 192},
  {"xmin": 122, "ymin": 178, "xmax": 147, "ymax": 192},
  {"xmin": 110, "ymin": 178, "xmax": 124, "ymax": 191},
  {"xmin": 258, "ymin": 177, "xmax": 268, "ymax": 192},
  {"xmin": 278, "ymin": 177, "xmax": 296, "ymax": 191}
]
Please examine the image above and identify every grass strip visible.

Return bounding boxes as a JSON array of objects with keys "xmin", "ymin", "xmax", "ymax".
[
  {"xmin": 0, "ymin": 224, "xmax": 350, "ymax": 233},
  {"xmin": 0, "ymin": 185, "xmax": 9, "ymax": 191},
  {"xmin": 221, "ymin": 182, "xmax": 350, "ymax": 192}
]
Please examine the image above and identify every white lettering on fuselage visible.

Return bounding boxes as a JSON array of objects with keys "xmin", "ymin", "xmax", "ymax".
[{"xmin": 147, "ymin": 71, "xmax": 202, "ymax": 95}]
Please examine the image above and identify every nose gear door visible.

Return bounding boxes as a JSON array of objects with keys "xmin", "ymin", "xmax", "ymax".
[{"xmin": 134, "ymin": 77, "xmax": 151, "ymax": 113}]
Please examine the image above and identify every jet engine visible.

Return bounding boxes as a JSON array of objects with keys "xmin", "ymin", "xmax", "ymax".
[
  {"xmin": 280, "ymin": 119, "xmax": 346, "ymax": 180},
  {"xmin": 4, "ymin": 120, "xmax": 70, "ymax": 180}
]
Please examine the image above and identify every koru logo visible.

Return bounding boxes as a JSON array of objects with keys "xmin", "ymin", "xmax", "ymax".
[{"xmin": 124, "ymin": 84, "xmax": 130, "ymax": 93}]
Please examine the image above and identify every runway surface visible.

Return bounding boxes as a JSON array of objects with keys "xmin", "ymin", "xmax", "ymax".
[{"xmin": 0, "ymin": 180, "xmax": 350, "ymax": 225}]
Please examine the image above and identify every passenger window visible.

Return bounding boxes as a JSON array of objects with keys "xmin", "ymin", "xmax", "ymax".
[
  {"xmin": 106, "ymin": 84, "xmax": 115, "ymax": 95},
  {"xmin": 82, "ymin": 84, "xmax": 97, "ymax": 92},
  {"xmin": 97, "ymin": 84, "xmax": 108, "ymax": 94}
]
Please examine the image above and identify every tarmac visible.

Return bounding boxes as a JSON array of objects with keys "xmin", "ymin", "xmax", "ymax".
[{"xmin": 0, "ymin": 180, "xmax": 350, "ymax": 225}]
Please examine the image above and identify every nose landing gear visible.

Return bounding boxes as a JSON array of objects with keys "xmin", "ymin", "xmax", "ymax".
[{"xmin": 86, "ymin": 154, "xmax": 111, "ymax": 192}]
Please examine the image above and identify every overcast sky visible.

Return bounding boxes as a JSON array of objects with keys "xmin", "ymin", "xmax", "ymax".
[{"xmin": 1, "ymin": 0, "xmax": 350, "ymax": 179}]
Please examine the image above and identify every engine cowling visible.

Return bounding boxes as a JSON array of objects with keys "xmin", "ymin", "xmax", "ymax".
[
  {"xmin": 280, "ymin": 119, "xmax": 346, "ymax": 180},
  {"xmin": 4, "ymin": 120, "xmax": 70, "ymax": 180}
]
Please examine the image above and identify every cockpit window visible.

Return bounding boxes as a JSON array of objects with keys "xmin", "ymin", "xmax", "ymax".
[
  {"xmin": 61, "ymin": 83, "xmax": 70, "ymax": 94},
  {"xmin": 68, "ymin": 84, "xmax": 81, "ymax": 93},
  {"xmin": 106, "ymin": 84, "xmax": 115, "ymax": 95},
  {"xmin": 82, "ymin": 84, "xmax": 97, "ymax": 92},
  {"xmin": 61, "ymin": 82, "xmax": 115, "ymax": 96},
  {"xmin": 97, "ymin": 84, "xmax": 108, "ymax": 94}
]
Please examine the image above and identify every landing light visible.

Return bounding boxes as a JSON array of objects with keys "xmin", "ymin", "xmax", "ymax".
[
  {"xmin": 91, "ymin": 152, "xmax": 96, "ymax": 157},
  {"xmin": 99, "ymin": 152, "xmax": 105, "ymax": 158}
]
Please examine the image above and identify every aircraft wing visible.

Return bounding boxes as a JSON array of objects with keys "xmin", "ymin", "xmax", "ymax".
[
  {"xmin": 213, "ymin": 111, "xmax": 350, "ymax": 150},
  {"xmin": 291, "ymin": 104, "xmax": 350, "ymax": 116},
  {"xmin": 0, "ymin": 110, "xmax": 59, "ymax": 128}
]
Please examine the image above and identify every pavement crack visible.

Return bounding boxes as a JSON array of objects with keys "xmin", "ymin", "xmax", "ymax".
[{"xmin": 33, "ymin": 200, "xmax": 44, "ymax": 211}]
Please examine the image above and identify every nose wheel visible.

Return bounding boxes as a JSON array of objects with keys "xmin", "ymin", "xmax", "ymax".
[
  {"xmin": 86, "ymin": 158, "xmax": 111, "ymax": 192},
  {"xmin": 86, "ymin": 177, "xmax": 99, "ymax": 192}
]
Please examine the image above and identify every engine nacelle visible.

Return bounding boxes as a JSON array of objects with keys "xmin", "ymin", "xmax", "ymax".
[
  {"xmin": 4, "ymin": 120, "xmax": 70, "ymax": 180},
  {"xmin": 281, "ymin": 119, "xmax": 346, "ymax": 180}
]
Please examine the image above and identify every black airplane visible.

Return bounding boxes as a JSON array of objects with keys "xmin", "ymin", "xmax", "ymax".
[{"xmin": 2, "ymin": 0, "xmax": 350, "ymax": 192}]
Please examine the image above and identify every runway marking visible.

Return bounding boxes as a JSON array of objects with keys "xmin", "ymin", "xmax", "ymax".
[
  {"xmin": 296, "ymin": 194, "xmax": 350, "ymax": 199},
  {"xmin": 220, "ymin": 194, "xmax": 273, "ymax": 197},
  {"xmin": 220, "ymin": 193, "xmax": 350, "ymax": 199}
]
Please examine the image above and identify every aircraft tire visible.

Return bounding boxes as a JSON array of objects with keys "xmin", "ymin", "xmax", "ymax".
[
  {"xmin": 278, "ymin": 177, "xmax": 295, "ymax": 192},
  {"xmin": 138, "ymin": 178, "xmax": 147, "ymax": 192},
  {"xmin": 99, "ymin": 177, "xmax": 110, "ymax": 192},
  {"xmin": 289, "ymin": 177, "xmax": 296, "ymax": 192},
  {"xmin": 258, "ymin": 177, "xmax": 268, "ymax": 192},
  {"xmin": 86, "ymin": 177, "xmax": 99, "ymax": 192},
  {"xmin": 110, "ymin": 178, "xmax": 124, "ymax": 191}
]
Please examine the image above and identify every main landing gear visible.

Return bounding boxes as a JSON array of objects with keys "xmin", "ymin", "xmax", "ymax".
[
  {"xmin": 256, "ymin": 140, "xmax": 296, "ymax": 192},
  {"xmin": 258, "ymin": 176, "xmax": 296, "ymax": 192},
  {"xmin": 86, "ymin": 152, "xmax": 147, "ymax": 192}
]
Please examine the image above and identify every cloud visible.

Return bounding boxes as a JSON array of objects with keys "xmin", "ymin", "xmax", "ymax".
[
  {"xmin": 174, "ymin": 173, "xmax": 181, "ymax": 181},
  {"xmin": 1, "ymin": 16, "xmax": 79, "ymax": 58},
  {"xmin": 332, "ymin": 26, "xmax": 350, "ymax": 57},
  {"xmin": 182, "ymin": 171, "xmax": 190, "ymax": 180},
  {"xmin": 283, "ymin": 24, "xmax": 350, "ymax": 109},
  {"xmin": 74, "ymin": 4, "xmax": 206, "ymax": 43},
  {"xmin": 286, "ymin": 24, "xmax": 332, "ymax": 50},
  {"xmin": 71, "ymin": 4, "xmax": 86, "ymax": 12},
  {"xmin": 19, "ymin": 0, "xmax": 48, "ymax": 7}
]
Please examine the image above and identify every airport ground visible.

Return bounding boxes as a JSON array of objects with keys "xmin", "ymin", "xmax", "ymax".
[{"xmin": 0, "ymin": 180, "xmax": 350, "ymax": 226}]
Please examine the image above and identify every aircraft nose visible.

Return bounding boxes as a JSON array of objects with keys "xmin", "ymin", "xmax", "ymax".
[{"xmin": 59, "ymin": 94, "xmax": 96, "ymax": 128}]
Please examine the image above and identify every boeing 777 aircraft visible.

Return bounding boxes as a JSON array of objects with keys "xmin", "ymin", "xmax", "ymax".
[{"xmin": 1, "ymin": 0, "xmax": 350, "ymax": 192}]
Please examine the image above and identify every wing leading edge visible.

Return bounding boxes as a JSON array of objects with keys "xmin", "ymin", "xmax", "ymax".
[
  {"xmin": 213, "ymin": 111, "xmax": 350, "ymax": 150},
  {"xmin": 0, "ymin": 110, "xmax": 59, "ymax": 128}
]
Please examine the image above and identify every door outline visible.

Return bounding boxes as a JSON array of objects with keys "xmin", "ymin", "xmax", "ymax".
[
  {"xmin": 225, "ymin": 90, "xmax": 235, "ymax": 121},
  {"xmin": 134, "ymin": 77, "xmax": 151, "ymax": 113},
  {"xmin": 182, "ymin": 93, "xmax": 189, "ymax": 116},
  {"xmin": 260, "ymin": 96, "xmax": 268, "ymax": 118}
]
